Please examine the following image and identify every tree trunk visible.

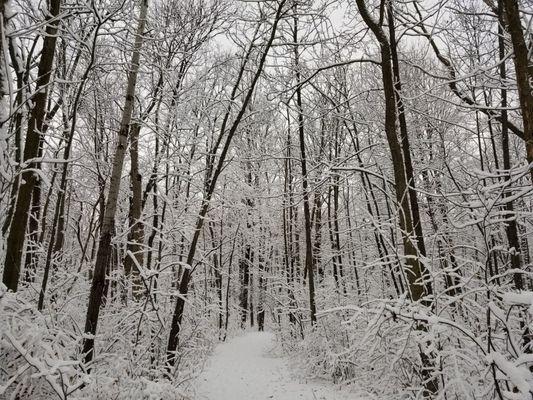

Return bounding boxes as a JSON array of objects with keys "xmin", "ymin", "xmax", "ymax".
[
  {"xmin": 2, "ymin": 0, "xmax": 61, "ymax": 292},
  {"xmin": 0, "ymin": 0, "xmax": 8, "ymax": 101},
  {"xmin": 124, "ymin": 123, "xmax": 144, "ymax": 300},
  {"xmin": 2, "ymin": 34, "xmax": 27, "ymax": 237},
  {"xmin": 209, "ymin": 221, "xmax": 223, "ymax": 334},
  {"xmin": 257, "ymin": 249, "xmax": 266, "ymax": 331},
  {"xmin": 343, "ymin": 186, "xmax": 361, "ymax": 295},
  {"xmin": 354, "ymin": 0, "xmax": 436, "ymax": 395},
  {"xmin": 332, "ymin": 125, "xmax": 345, "ymax": 294},
  {"xmin": 223, "ymin": 224, "xmax": 240, "ymax": 341},
  {"xmin": 500, "ymin": 0, "xmax": 526, "ymax": 289},
  {"xmin": 313, "ymin": 191, "xmax": 323, "ymax": 281},
  {"xmin": 327, "ymin": 185, "xmax": 340, "ymax": 290},
  {"xmin": 503, "ymin": 0, "xmax": 533, "ymax": 185},
  {"xmin": 82, "ymin": 0, "xmax": 149, "ymax": 366},
  {"xmin": 387, "ymin": 2, "xmax": 427, "ymax": 260},
  {"xmin": 283, "ymin": 129, "xmax": 298, "ymax": 328},
  {"xmin": 293, "ymin": 6, "xmax": 317, "ymax": 325},
  {"xmin": 239, "ymin": 242, "xmax": 251, "ymax": 328}
]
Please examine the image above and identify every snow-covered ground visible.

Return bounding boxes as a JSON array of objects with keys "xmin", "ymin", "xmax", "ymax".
[{"xmin": 193, "ymin": 331, "xmax": 365, "ymax": 400}]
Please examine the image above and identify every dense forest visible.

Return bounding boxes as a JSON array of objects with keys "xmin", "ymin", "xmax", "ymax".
[{"xmin": 1, "ymin": 0, "xmax": 533, "ymax": 399}]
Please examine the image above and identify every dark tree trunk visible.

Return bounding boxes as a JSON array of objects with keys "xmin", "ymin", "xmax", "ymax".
[
  {"xmin": 239, "ymin": 243, "xmax": 252, "ymax": 328},
  {"xmin": 223, "ymin": 224, "xmax": 240, "ymax": 341},
  {"xmin": 209, "ymin": 221, "xmax": 224, "ymax": 334},
  {"xmin": 283, "ymin": 129, "xmax": 298, "ymax": 328},
  {"xmin": 354, "ymin": 0, "xmax": 436, "ymax": 395},
  {"xmin": 2, "ymin": 0, "xmax": 61, "ymax": 292},
  {"xmin": 313, "ymin": 192, "xmax": 323, "ymax": 281},
  {"xmin": 293, "ymin": 6, "xmax": 317, "ymax": 324},
  {"xmin": 387, "ymin": 2, "xmax": 427, "ymax": 261},
  {"xmin": 500, "ymin": 0, "xmax": 525, "ymax": 290},
  {"xmin": 503, "ymin": 0, "xmax": 533, "ymax": 186},
  {"xmin": 257, "ymin": 250, "xmax": 266, "ymax": 332},
  {"xmin": 124, "ymin": 123, "xmax": 144, "ymax": 299},
  {"xmin": 82, "ymin": 0, "xmax": 148, "ymax": 366}
]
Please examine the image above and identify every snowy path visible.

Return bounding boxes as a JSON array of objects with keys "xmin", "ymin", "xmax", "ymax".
[{"xmin": 193, "ymin": 331, "xmax": 362, "ymax": 400}]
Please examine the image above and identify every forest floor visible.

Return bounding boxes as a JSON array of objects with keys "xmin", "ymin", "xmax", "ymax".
[{"xmin": 192, "ymin": 331, "xmax": 365, "ymax": 400}]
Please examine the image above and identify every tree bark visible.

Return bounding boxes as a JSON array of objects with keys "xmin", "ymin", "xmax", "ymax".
[
  {"xmin": 240, "ymin": 243, "xmax": 252, "ymax": 327},
  {"xmin": 503, "ymin": 0, "xmax": 533, "ymax": 185},
  {"xmin": 354, "ymin": 0, "xmax": 436, "ymax": 395},
  {"xmin": 499, "ymin": 0, "xmax": 524, "ymax": 289},
  {"xmin": 387, "ymin": 2, "xmax": 427, "ymax": 260},
  {"xmin": 2, "ymin": 0, "xmax": 61, "ymax": 292},
  {"xmin": 293, "ymin": 5, "xmax": 317, "ymax": 324},
  {"xmin": 82, "ymin": 0, "xmax": 149, "ymax": 366},
  {"xmin": 124, "ymin": 123, "xmax": 144, "ymax": 299},
  {"xmin": 283, "ymin": 127, "xmax": 298, "ymax": 328}
]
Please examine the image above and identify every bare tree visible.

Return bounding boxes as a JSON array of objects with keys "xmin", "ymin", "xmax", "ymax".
[
  {"xmin": 502, "ymin": 0, "xmax": 533, "ymax": 184},
  {"xmin": 166, "ymin": 0, "xmax": 288, "ymax": 369},
  {"xmin": 2, "ymin": 0, "xmax": 61, "ymax": 292},
  {"xmin": 292, "ymin": 3, "xmax": 317, "ymax": 324},
  {"xmin": 82, "ymin": 0, "xmax": 149, "ymax": 366},
  {"xmin": 354, "ymin": 0, "xmax": 436, "ymax": 395}
]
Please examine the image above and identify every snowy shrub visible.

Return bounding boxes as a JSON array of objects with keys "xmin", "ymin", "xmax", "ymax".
[
  {"xmin": 74, "ymin": 374, "xmax": 188, "ymax": 400},
  {"xmin": 286, "ymin": 290, "xmax": 533, "ymax": 400},
  {"xmin": 0, "ymin": 280, "xmax": 216, "ymax": 400},
  {"xmin": 0, "ymin": 284, "xmax": 88, "ymax": 399}
]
